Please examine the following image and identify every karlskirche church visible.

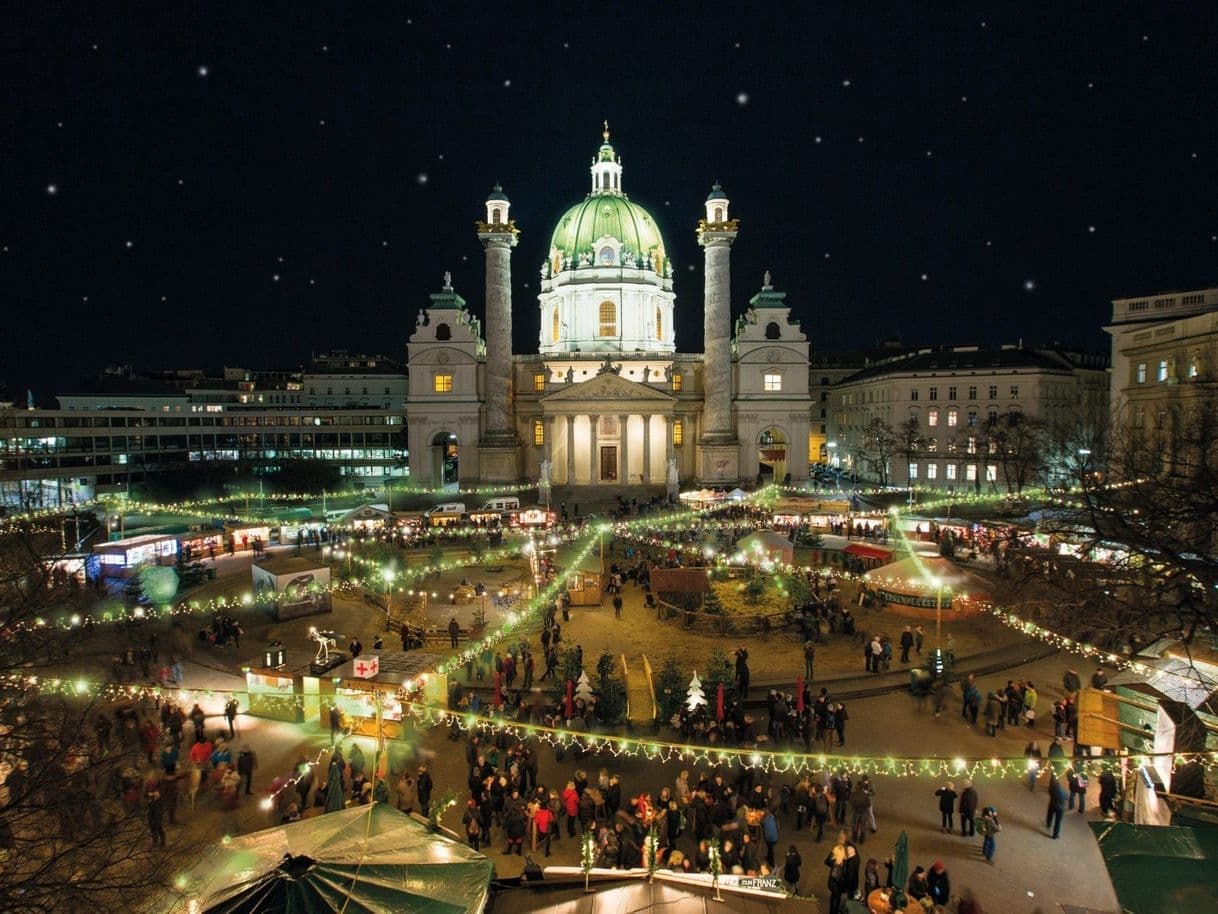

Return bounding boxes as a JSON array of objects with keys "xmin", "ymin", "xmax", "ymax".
[{"xmin": 405, "ymin": 126, "xmax": 811, "ymax": 489}]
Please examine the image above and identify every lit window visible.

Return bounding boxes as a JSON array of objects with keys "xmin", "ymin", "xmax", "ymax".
[
  {"xmin": 655, "ymin": 307, "xmax": 663, "ymax": 341},
  {"xmin": 1136, "ymin": 362, "xmax": 1147, "ymax": 384},
  {"xmin": 551, "ymin": 309, "xmax": 560, "ymax": 343},
  {"xmin": 926, "ymin": 463, "xmax": 938, "ymax": 480},
  {"xmin": 1009, "ymin": 385, "xmax": 1019, "ymax": 398},
  {"xmin": 947, "ymin": 407, "xmax": 958, "ymax": 428},
  {"xmin": 908, "ymin": 462, "xmax": 918, "ymax": 480},
  {"xmin": 1158, "ymin": 360, "xmax": 1169, "ymax": 382},
  {"xmin": 533, "ymin": 420, "xmax": 544, "ymax": 446},
  {"xmin": 598, "ymin": 301, "xmax": 617, "ymax": 337},
  {"xmin": 534, "ymin": 373, "xmax": 546, "ymax": 392},
  {"xmin": 764, "ymin": 373, "xmax": 782, "ymax": 392},
  {"xmin": 433, "ymin": 374, "xmax": 453, "ymax": 393},
  {"xmin": 1189, "ymin": 357, "xmax": 1200, "ymax": 379},
  {"xmin": 673, "ymin": 419, "xmax": 684, "ymax": 446},
  {"xmin": 945, "ymin": 463, "xmax": 957, "ymax": 480},
  {"xmin": 966, "ymin": 464, "xmax": 978, "ymax": 482},
  {"xmin": 986, "ymin": 464, "xmax": 998, "ymax": 482},
  {"xmin": 926, "ymin": 438, "xmax": 938, "ymax": 453},
  {"xmin": 967, "ymin": 436, "xmax": 977, "ymax": 454},
  {"xmin": 672, "ymin": 372, "xmax": 683, "ymax": 392},
  {"xmin": 927, "ymin": 408, "xmax": 939, "ymax": 427}
]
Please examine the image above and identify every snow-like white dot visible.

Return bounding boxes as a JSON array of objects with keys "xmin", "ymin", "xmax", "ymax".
[
  {"xmin": 842, "ymin": 79, "xmax": 851, "ymax": 87},
  {"xmin": 46, "ymin": 184, "xmax": 58, "ymax": 195},
  {"xmin": 124, "ymin": 240, "xmax": 133, "ymax": 249},
  {"xmin": 197, "ymin": 65, "xmax": 209, "ymax": 77},
  {"xmin": 814, "ymin": 136, "xmax": 822, "ymax": 143},
  {"xmin": 273, "ymin": 274, "xmax": 280, "ymax": 282},
  {"xmin": 503, "ymin": 79, "xmax": 511, "ymax": 88},
  {"xmin": 920, "ymin": 273, "xmax": 928, "ymax": 281},
  {"xmin": 1023, "ymin": 279, "xmax": 1036, "ymax": 292},
  {"xmin": 736, "ymin": 92, "xmax": 749, "ymax": 105},
  {"xmin": 1088, "ymin": 225, "xmax": 1096, "ymax": 233},
  {"xmin": 417, "ymin": 172, "xmax": 429, "ymax": 184}
]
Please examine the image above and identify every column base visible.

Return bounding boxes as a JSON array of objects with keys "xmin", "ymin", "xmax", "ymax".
[
  {"xmin": 477, "ymin": 441, "xmax": 519, "ymax": 482},
  {"xmin": 697, "ymin": 441, "xmax": 739, "ymax": 485}
]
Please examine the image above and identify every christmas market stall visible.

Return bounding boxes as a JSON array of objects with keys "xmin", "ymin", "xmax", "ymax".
[
  {"xmin": 251, "ymin": 556, "xmax": 333, "ymax": 622},
  {"xmin": 863, "ymin": 555, "xmax": 988, "ymax": 619},
  {"xmin": 316, "ymin": 650, "xmax": 448, "ymax": 740}
]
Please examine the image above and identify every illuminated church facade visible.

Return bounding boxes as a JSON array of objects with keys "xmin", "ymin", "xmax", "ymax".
[{"xmin": 405, "ymin": 127, "xmax": 811, "ymax": 489}]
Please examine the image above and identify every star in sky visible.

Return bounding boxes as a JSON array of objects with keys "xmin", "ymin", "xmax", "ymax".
[
  {"xmin": 46, "ymin": 184, "xmax": 58, "ymax": 195},
  {"xmin": 416, "ymin": 173, "xmax": 429, "ymax": 184},
  {"xmin": 197, "ymin": 65, "xmax": 209, "ymax": 77},
  {"xmin": 736, "ymin": 92, "xmax": 749, "ymax": 105},
  {"xmin": 1023, "ymin": 279, "xmax": 1036, "ymax": 292}
]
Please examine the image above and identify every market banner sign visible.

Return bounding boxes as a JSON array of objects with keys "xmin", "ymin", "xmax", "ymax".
[
  {"xmin": 353, "ymin": 654, "xmax": 380, "ymax": 679},
  {"xmin": 877, "ymin": 588, "xmax": 953, "ymax": 609}
]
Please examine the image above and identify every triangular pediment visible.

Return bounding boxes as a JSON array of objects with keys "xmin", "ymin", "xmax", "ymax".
[{"xmin": 542, "ymin": 372, "xmax": 676, "ymax": 404}]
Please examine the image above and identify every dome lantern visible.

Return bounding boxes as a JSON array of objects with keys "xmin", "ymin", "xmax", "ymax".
[{"xmin": 590, "ymin": 120, "xmax": 624, "ymax": 194}]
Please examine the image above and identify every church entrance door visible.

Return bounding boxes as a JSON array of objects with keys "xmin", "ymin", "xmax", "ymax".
[{"xmin": 599, "ymin": 446, "xmax": 618, "ymax": 482}]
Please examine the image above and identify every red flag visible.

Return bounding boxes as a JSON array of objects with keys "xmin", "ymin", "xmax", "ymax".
[
  {"xmin": 564, "ymin": 679, "xmax": 574, "ymax": 719},
  {"xmin": 493, "ymin": 671, "xmax": 502, "ymax": 709},
  {"xmin": 795, "ymin": 676, "xmax": 805, "ymax": 713},
  {"xmin": 716, "ymin": 683, "xmax": 725, "ymax": 721}
]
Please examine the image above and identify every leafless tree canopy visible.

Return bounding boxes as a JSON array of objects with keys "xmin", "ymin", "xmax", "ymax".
[{"xmin": 0, "ymin": 526, "xmax": 191, "ymax": 913}]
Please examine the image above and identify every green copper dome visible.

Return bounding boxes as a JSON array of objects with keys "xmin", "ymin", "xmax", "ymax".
[{"xmin": 549, "ymin": 194, "xmax": 667, "ymax": 266}]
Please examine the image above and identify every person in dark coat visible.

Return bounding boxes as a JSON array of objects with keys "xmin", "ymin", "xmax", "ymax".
[
  {"xmin": 417, "ymin": 764, "xmax": 433, "ymax": 818},
  {"xmin": 935, "ymin": 782, "xmax": 958, "ymax": 832},
  {"xmin": 927, "ymin": 860, "xmax": 950, "ymax": 906},
  {"xmin": 958, "ymin": 781, "xmax": 979, "ymax": 836},
  {"xmin": 1046, "ymin": 775, "xmax": 1067, "ymax": 838},
  {"xmin": 783, "ymin": 845, "xmax": 802, "ymax": 894},
  {"xmin": 1098, "ymin": 769, "xmax": 1118, "ymax": 816}
]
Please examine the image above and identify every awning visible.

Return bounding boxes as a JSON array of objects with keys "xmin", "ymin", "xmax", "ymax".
[
  {"xmin": 843, "ymin": 543, "xmax": 893, "ymax": 561},
  {"xmin": 1092, "ymin": 821, "xmax": 1218, "ymax": 914}
]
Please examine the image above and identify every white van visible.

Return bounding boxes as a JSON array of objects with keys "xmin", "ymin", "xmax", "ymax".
[
  {"xmin": 481, "ymin": 496, "xmax": 520, "ymax": 514},
  {"xmin": 424, "ymin": 502, "xmax": 467, "ymax": 518}
]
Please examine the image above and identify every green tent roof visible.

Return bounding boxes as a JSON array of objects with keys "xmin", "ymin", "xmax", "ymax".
[
  {"xmin": 176, "ymin": 803, "xmax": 493, "ymax": 914},
  {"xmin": 1092, "ymin": 821, "xmax": 1218, "ymax": 914}
]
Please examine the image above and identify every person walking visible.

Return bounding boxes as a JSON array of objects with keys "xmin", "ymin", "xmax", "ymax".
[
  {"xmin": 761, "ymin": 809, "xmax": 779, "ymax": 868},
  {"xmin": 613, "ymin": 594, "xmax": 623, "ymax": 619},
  {"xmin": 783, "ymin": 844, "xmax": 802, "ymax": 894},
  {"xmin": 959, "ymin": 781, "xmax": 978, "ymax": 837},
  {"xmin": 1099, "ymin": 768, "xmax": 1118, "ymax": 817},
  {"xmin": 803, "ymin": 640, "xmax": 816, "ymax": 680},
  {"xmin": 1046, "ymin": 774, "xmax": 1067, "ymax": 839},
  {"xmin": 977, "ymin": 805, "xmax": 1000, "ymax": 863},
  {"xmin": 824, "ymin": 840, "xmax": 858, "ymax": 914},
  {"xmin": 935, "ymin": 782, "xmax": 958, "ymax": 832},
  {"xmin": 237, "ymin": 745, "xmax": 256, "ymax": 796},
  {"xmin": 834, "ymin": 702, "xmax": 848, "ymax": 748},
  {"xmin": 462, "ymin": 799, "xmax": 483, "ymax": 851},
  {"xmin": 914, "ymin": 625, "xmax": 925, "ymax": 655},
  {"xmin": 146, "ymin": 784, "xmax": 166, "ymax": 848},
  {"xmin": 1068, "ymin": 766, "xmax": 1089, "ymax": 814},
  {"xmin": 899, "ymin": 626, "xmax": 914, "ymax": 664},
  {"xmin": 448, "ymin": 617, "xmax": 461, "ymax": 648},
  {"xmin": 417, "ymin": 764, "xmax": 433, "ymax": 818},
  {"xmin": 224, "ymin": 697, "xmax": 239, "ymax": 740},
  {"xmin": 1023, "ymin": 681, "xmax": 1039, "ymax": 727}
]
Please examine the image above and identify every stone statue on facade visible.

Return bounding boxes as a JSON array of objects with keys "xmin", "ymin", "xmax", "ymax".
[
  {"xmin": 442, "ymin": 270, "xmax": 452, "ymax": 291},
  {"xmin": 539, "ymin": 458, "xmax": 552, "ymax": 486},
  {"xmin": 565, "ymin": 366, "xmax": 575, "ymax": 383}
]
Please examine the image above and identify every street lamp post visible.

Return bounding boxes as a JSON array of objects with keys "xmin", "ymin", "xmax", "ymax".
[
  {"xmin": 382, "ymin": 567, "xmax": 395, "ymax": 627},
  {"xmin": 929, "ymin": 575, "xmax": 944, "ymax": 650}
]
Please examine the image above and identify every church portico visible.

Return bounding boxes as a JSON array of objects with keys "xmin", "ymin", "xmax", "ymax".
[{"xmin": 542, "ymin": 372, "xmax": 675, "ymax": 486}]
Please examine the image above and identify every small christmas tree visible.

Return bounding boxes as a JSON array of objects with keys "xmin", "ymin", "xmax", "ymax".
[
  {"xmin": 575, "ymin": 670, "xmax": 595, "ymax": 706},
  {"xmin": 685, "ymin": 671, "xmax": 707, "ymax": 713}
]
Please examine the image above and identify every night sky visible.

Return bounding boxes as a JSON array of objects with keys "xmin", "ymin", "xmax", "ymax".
[{"xmin": 5, "ymin": 4, "xmax": 1217, "ymax": 401}]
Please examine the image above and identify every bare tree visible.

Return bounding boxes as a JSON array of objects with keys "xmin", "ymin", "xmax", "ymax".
[
  {"xmin": 986, "ymin": 413, "xmax": 1047, "ymax": 495},
  {"xmin": 0, "ymin": 524, "xmax": 193, "ymax": 913},
  {"xmin": 996, "ymin": 392, "xmax": 1218, "ymax": 656},
  {"xmin": 859, "ymin": 417, "xmax": 898, "ymax": 486}
]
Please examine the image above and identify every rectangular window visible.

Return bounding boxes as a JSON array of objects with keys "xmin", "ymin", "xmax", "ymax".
[
  {"xmin": 926, "ymin": 463, "xmax": 938, "ymax": 480},
  {"xmin": 763, "ymin": 373, "xmax": 782, "ymax": 391},
  {"xmin": 672, "ymin": 372, "xmax": 683, "ymax": 392},
  {"xmin": 986, "ymin": 464, "xmax": 998, "ymax": 482},
  {"xmin": 927, "ymin": 408, "xmax": 938, "ymax": 427},
  {"xmin": 1009, "ymin": 385, "xmax": 1019, "ymax": 398},
  {"xmin": 910, "ymin": 389, "xmax": 919, "ymax": 401},
  {"xmin": 947, "ymin": 407, "xmax": 958, "ymax": 428},
  {"xmin": 966, "ymin": 464, "xmax": 977, "ymax": 482},
  {"xmin": 988, "ymin": 385, "xmax": 998, "ymax": 399},
  {"xmin": 1133, "ymin": 405, "xmax": 1145, "ymax": 428},
  {"xmin": 967, "ymin": 436, "xmax": 977, "ymax": 454},
  {"xmin": 433, "ymin": 374, "xmax": 454, "ymax": 393},
  {"xmin": 967, "ymin": 385, "xmax": 977, "ymax": 399},
  {"xmin": 1158, "ymin": 360, "xmax": 1169, "ymax": 382},
  {"xmin": 533, "ymin": 373, "xmax": 546, "ymax": 392},
  {"xmin": 928, "ymin": 386, "xmax": 938, "ymax": 401},
  {"xmin": 673, "ymin": 419, "xmax": 684, "ymax": 446},
  {"xmin": 533, "ymin": 420, "xmax": 545, "ymax": 446},
  {"xmin": 926, "ymin": 438, "xmax": 938, "ymax": 453},
  {"xmin": 945, "ymin": 463, "xmax": 957, "ymax": 480},
  {"xmin": 1136, "ymin": 362, "xmax": 1147, "ymax": 384},
  {"xmin": 908, "ymin": 462, "xmax": 918, "ymax": 480},
  {"xmin": 948, "ymin": 386, "xmax": 957, "ymax": 400},
  {"xmin": 967, "ymin": 409, "xmax": 978, "ymax": 427}
]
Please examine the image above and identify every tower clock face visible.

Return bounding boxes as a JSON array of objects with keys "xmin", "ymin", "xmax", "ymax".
[{"xmin": 599, "ymin": 247, "xmax": 615, "ymax": 265}]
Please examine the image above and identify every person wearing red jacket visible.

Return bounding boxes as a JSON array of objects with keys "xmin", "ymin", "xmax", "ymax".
[
  {"xmin": 532, "ymin": 802, "xmax": 555, "ymax": 857},
  {"xmin": 562, "ymin": 781, "xmax": 580, "ymax": 837}
]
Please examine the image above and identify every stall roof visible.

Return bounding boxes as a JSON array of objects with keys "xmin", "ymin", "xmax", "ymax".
[
  {"xmin": 94, "ymin": 533, "xmax": 177, "ymax": 552},
  {"xmin": 332, "ymin": 650, "xmax": 444, "ymax": 687},
  {"xmin": 252, "ymin": 555, "xmax": 331, "ymax": 577},
  {"xmin": 843, "ymin": 542, "xmax": 894, "ymax": 561},
  {"xmin": 865, "ymin": 555, "xmax": 991, "ymax": 598},
  {"xmin": 1108, "ymin": 655, "xmax": 1218, "ymax": 717},
  {"xmin": 171, "ymin": 803, "xmax": 492, "ymax": 914},
  {"xmin": 1091, "ymin": 821, "xmax": 1218, "ymax": 914},
  {"xmin": 489, "ymin": 871, "xmax": 793, "ymax": 914}
]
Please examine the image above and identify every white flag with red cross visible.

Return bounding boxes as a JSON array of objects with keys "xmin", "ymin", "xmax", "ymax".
[{"xmin": 353, "ymin": 655, "xmax": 380, "ymax": 679}]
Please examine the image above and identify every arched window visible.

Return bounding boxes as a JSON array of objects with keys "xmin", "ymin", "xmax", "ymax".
[
  {"xmin": 598, "ymin": 300, "xmax": 617, "ymax": 337},
  {"xmin": 655, "ymin": 307, "xmax": 663, "ymax": 341},
  {"xmin": 764, "ymin": 321, "xmax": 781, "ymax": 339},
  {"xmin": 551, "ymin": 308, "xmax": 560, "ymax": 343},
  {"xmin": 714, "ymin": 206, "xmax": 723, "ymax": 222},
  {"xmin": 434, "ymin": 323, "xmax": 451, "ymax": 341},
  {"xmin": 491, "ymin": 209, "xmax": 501, "ymax": 225}
]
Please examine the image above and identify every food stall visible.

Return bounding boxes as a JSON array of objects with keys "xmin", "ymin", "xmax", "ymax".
[
  {"xmin": 225, "ymin": 522, "xmax": 272, "ymax": 552},
  {"xmin": 251, "ymin": 556, "xmax": 333, "ymax": 622},
  {"xmin": 313, "ymin": 651, "xmax": 448, "ymax": 740},
  {"xmin": 93, "ymin": 533, "xmax": 179, "ymax": 580},
  {"xmin": 243, "ymin": 667, "xmax": 305, "ymax": 723},
  {"xmin": 556, "ymin": 546, "xmax": 603, "ymax": 607}
]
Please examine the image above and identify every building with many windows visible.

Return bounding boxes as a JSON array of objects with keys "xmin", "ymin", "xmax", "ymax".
[
  {"xmin": 1105, "ymin": 287, "xmax": 1218, "ymax": 439},
  {"xmin": 405, "ymin": 126, "xmax": 812, "ymax": 488},
  {"xmin": 828, "ymin": 345, "xmax": 1109, "ymax": 491}
]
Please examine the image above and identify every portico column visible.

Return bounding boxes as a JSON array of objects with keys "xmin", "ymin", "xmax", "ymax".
[
  {"xmin": 665, "ymin": 415, "xmax": 675, "ymax": 465},
  {"xmin": 619, "ymin": 414, "xmax": 630, "ymax": 484},
  {"xmin": 543, "ymin": 416, "xmax": 554, "ymax": 465},
  {"xmin": 642, "ymin": 414, "xmax": 652, "ymax": 484},
  {"xmin": 589, "ymin": 414, "xmax": 599, "ymax": 485},
  {"xmin": 565, "ymin": 415, "xmax": 575, "ymax": 486}
]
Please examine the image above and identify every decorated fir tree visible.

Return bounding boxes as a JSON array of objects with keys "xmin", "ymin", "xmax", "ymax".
[
  {"xmin": 575, "ymin": 670, "xmax": 595, "ymax": 706},
  {"xmin": 685, "ymin": 671, "xmax": 707, "ymax": 713}
]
